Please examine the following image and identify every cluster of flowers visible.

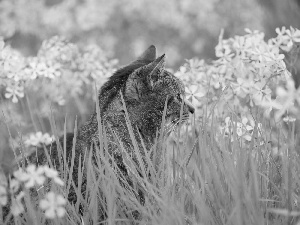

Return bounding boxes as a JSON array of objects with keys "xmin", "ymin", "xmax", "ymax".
[
  {"xmin": 220, "ymin": 117, "xmax": 262, "ymax": 142},
  {"xmin": 0, "ymin": 36, "xmax": 118, "ymax": 105},
  {"xmin": 0, "ymin": 165, "xmax": 66, "ymax": 219},
  {"xmin": 24, "ymin": 132, "xmax": 54, "ymax": 147},
  {"xmin": 178, "ymin": 27, "xmax": 300, "ymax": 139}
]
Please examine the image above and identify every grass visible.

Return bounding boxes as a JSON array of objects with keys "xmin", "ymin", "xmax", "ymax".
[{"xmin": 1, "ymin": 95, "xmax": 300, "ymax": 225}]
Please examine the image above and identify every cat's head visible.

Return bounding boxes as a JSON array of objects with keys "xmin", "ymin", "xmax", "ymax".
[{"xmin": 100, "ymin": 45, "xmax": 194, "ymax": 137}]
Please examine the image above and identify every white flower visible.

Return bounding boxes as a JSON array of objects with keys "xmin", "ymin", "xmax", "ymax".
[
  {"xmin": 5, "ymin": 85, "xmax": 24, "ymax": 103},
  {"xmin": 9, "ymin": 179, "xmax": 20, "ymax": 194},
  {"xmin": 231, "ymin": 78, "xmax": 249, "ymax": 97},
  {"xmin": 174, "ymin": 66, "xmax": 187, "ymax": 78},
  {"xmin": 233, "ymin": 35, "xmax": 252, "ymax": 54},
  {"xmin": 236, "ymin": 118, "xmax": 252, "ymax": 139},
  {"xmin": 221, "ymin": 117, "xmax": 261, "ymax": 142},
  {"xmin": 274, "ymin": 27, "xmax": 298, "ymax": 52},
  {"xmin": 13, "ymin": 165, "xmax": 46, "ymax": 188},
  {"xmin": 275, "ymin": 27, "xmax": 287, "ymax": 36},
  {"xmin": 0, "ymin": 186, "xmax": 7, "ymax": 206},
  {"xmin": 0, "ymin": 171, "xmax": 8, "ymax": 206},
  {"xmin": 40, "ymin": 192, "xmax": 66, "ymax": 219},
  {"xmin": 240, "ymin": 118, "xmax": 262, "ymax": 141},
  {"xmin": 283, "ymin": 115, "xmax": 296, "ymax": 122},
  {"xmin": 43, "ymin": 166, "xmax": 64, "ymax": 186},
  {"xmin": 188, "ymin": 58, "xmax": 205, "ymax": 73},
  {"xmin": 236, "ymin": 122, "xmax": 244, "ymax": 137},
  {"xmin": 42, "ymin": 61, "xmax": 61, "ymax": 79},
  {"xmin": 24, "ymin": 132, "xmax": 43, "ymax": 147},
  {"xmin": 272, "ymin": 78, "xmax": 300, "ymax": 120},
  {"xmin": 24, "ymin": 58, "xmax": 47, "ymax": 80},
  {"xmin": 24, "ymin": 132, "xmax": 54, "ymax": 147},
  {"xmin": 43, "ymin": 133, "xmax": 54, "ymax": 145},
  {"xmin": 11, "ymin": 192, "xmax": 25, "ymax": 216},
  {"xmin": 2, "ymin": 47, "xmax": 25, "ymax": 75},
  {"xmin": 252, "ymin": 82, "xmax": 272, "ymax": 106},
  {"xmin": 185, "ymin": 85, "xmax": 205, "ymax": 103},
  {"xmin": 286, "ymin": 27, "xmax": 300, "ymax": 43}
]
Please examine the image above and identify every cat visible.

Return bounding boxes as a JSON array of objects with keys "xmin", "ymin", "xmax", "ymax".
[{"xmin": 26, "ymin": 45, "xmax": 195, "ymax": 219}]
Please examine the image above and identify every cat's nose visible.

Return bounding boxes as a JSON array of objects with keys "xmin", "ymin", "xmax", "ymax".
[{"xmin": 184, "ymin": 99, "xmax": 195, "ymax": 114}]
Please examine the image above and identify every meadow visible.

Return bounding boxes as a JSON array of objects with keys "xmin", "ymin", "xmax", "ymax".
[{"xmin": 0, "ymin": 25, "xmax": 300, "ymax": 225}]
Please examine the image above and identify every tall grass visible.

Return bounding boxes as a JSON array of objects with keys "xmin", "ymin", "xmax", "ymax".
[{"xmin": 2, "ymin": 95, "xmax": 300, "ymax": 225}]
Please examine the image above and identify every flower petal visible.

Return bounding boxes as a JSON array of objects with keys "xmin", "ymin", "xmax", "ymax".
[{"xmin": 189, "ymin": 84, "xmax": 198, "ymax": 93}]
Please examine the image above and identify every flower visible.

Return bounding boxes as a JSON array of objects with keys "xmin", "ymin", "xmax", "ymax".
[
  {"xmin": 274, "ymin": 27, "xmax": 300, "ymax": 52},
  {"xmin": 240, "ymin": 118, "xmax": 262, "ymax": 141},
  {"xmin": 43, "ymin": 166, "xmax": 64, "ymax": 186},
  {"xmin": 187, "ymin": 58, "xmax": 205, "ymax": 73},
  {"xmin": 174, "ymin": 66, "xmax": 187, "ymax": 78},
  {"xmin": 24, "ymin": 132, "xmax": 54, "ymax": 147},
  {"xmin": 24, "ymin": 58, "xmax": 47, "ymax": 80},
  {"xmin": 283, "ymin": 115, "xmax": 296, "ymax": 123},
  {"xmin": 42, "ymin": 61, "xmax": 61, "ymax": 79},
  {"xmin": 272, "ymin": 78, "xmax": 300, "ymax": 120},
  {"xmin": 11, "ymin": 192, "xmax": 25, "ymax": 216},
  {"xmin": 0, "ymin": 171, "xmax": 8, "ymax": 206},
  {"xmin": 221, "ymin": 117, "xmax": 261, "ymax": 141},
  {"xmin": 235, "ymin": 117, "xmax": 253, "ymax": 140},
  {"xmin": 5, "ymin": 85, "xmax": 24, "ymax": 103},
  {"xmin": 13, "ymin": 164, "xmax": 46, "ymax": 188},
  {"xmin": 2, "ymin": 47, "xmax": 25, "ymax": 75},
  {"xmin": 232, "ymin": 35, "xmax": 252, "ymax": 56},
  {"xmin": 0, "ymin": 186, "xmax": 7, "ymax": 206},
  {"xmin": 9, "ymin": 179, "xmax": 20, "ymax": 194},
  {"xmin": 275, "ymin": 26, "xmax": 287, "ymax": 37},
  {"xmin": 185, "ymin": 85, "xmax": 205, "ymax": 103},
  {"xmin": 252, "ymin": 82, "xmax": 272, "ymax": 106},
  {"xmin": 40, "ymin": 192, "xmax": 66, "ymax": 219},
  {"xmin": 231, "ymin": 78, "xmax": 249, "ymax": 97},
  {"xmin": 286, "ymin": 27, "xmax": 300, "ymax": 43}
]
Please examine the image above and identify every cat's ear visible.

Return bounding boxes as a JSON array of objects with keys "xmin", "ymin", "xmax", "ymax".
[
  {"xmin": 125, "ymin": 54, "xmax": 165, "ymax": 100},
  {"xmin": 134, "ymin": 45, "xmax": 157, "ymax": 63},
  {"xmin": 145, "ymin": 54, "xmax": 166, "ymax": 89}
]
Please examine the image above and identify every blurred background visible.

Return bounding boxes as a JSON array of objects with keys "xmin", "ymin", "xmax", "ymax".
[{"xmin": 1, "ymin": 0, "xmax": 300, "ymax": 68}]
